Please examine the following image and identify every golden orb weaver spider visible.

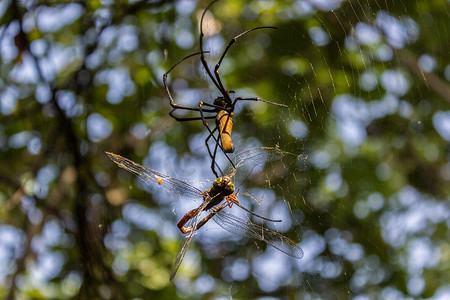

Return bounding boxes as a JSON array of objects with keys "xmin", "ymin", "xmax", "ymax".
[{"xmin": 163, "ymin": 0, "xmax": 288, "ymax": 177}]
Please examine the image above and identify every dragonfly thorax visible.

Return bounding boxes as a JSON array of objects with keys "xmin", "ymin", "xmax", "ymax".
[{"xmin": 209, "ymin": 176, "xmax": 235, "ymax": 198}]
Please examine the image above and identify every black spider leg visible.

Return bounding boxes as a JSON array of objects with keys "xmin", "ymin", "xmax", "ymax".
[
  {"xmin": 211, "ymin": 27, "xmax": 285, "ymax": 164},
  {"xmin": 204, "ymin": 126, "xmax": 221, "ymax": 177},
  {"xmin": 163, "ymin": 51, "xmax": 217, "ymax": 121},
  {"xmin": 210, "ymin": 111, "xmax": 234, "ymax": 175},
  {"xmin": 199, "ymin": 0, "xmax": 228, "ymax": 98},
  {"xmin": 198, "ymin": 102, "xmax": 235, "ymax": 177},
  {"xmin": 214, "ymin": 26, "xmax": 278, "ymax": 95},
  {"xmin": 233, "ymin": 97, "xmax": 289, "ymax": 109},
  {"xmin": 205, "ymin": 111, "xmax": 232, "ymax": 178},
  {"xmin": 163, "ymin": 50, "xmax": 232, "ymax": 175},
  {"xmin": 163, "ymin": 52, "xmax": 234, "ymax": 175}
]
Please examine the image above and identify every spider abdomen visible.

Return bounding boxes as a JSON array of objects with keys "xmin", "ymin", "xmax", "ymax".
[{"xmin": 216, "ymin": 110, "xmax": 234, "ymax": 153}]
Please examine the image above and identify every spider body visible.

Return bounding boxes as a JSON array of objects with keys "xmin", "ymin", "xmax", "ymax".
[
  {"xmin": 204, "ymin": 92, "xmax": 236, "ymax": 153},
  {"xmin": 163, "ymin": 0, "xmax": 287, "ymax": 177}
]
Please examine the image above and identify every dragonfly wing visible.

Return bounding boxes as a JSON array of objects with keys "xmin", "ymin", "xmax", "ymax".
[
  {"xmin": 170, "ymin": 227, "xmax": 195, "ymax": 281},
  {"xmin": 223, "ymin": 146, "xmax": 287, "ymax": 179},
  {"xmin": 214, "ymin": 210, "xmax": 303, "ymax": 259},
  {"xmin": 169, "ymin": 199, "xmax": 212, "ymax": 280},
  {"xmin": 106, "ymin": 152, "xmax": 203, "ymax": 200}
]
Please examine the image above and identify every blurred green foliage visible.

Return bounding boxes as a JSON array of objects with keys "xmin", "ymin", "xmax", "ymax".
[{"xmin": 0, "ymin": 0, "xmax": 449, "ymax": 299}]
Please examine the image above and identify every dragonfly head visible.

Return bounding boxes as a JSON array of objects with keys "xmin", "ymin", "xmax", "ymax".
[{"xmin": 212, "ymin": 176, "xmax": 235, "ymax": 197}]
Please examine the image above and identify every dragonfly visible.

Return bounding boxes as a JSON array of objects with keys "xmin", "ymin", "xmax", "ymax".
[{"xmin": 106, "ymin": 147, "xmax": 303, "ymax": 280}]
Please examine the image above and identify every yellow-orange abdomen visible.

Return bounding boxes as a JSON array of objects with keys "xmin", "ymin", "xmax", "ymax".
[{"xmin": 216, "ymin": 110, "xmax": 234, "ymax": 153}]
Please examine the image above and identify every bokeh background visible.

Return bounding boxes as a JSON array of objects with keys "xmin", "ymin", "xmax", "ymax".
[{"xmin": 1, "ymin": 0, "xmax": 449, "ymax": 299}]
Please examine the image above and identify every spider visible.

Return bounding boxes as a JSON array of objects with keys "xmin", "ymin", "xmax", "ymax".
[{"xmin": 163, "ymin": 0, "xmax": 287, "ymax": 177}]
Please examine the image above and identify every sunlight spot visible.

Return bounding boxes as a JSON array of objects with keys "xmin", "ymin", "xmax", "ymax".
[
  {"xmin": 367, "ymin": 193, "xmax": 384, "ymax": 211},
  {"xmin": 61, "ymin": 272, "xmax": 82, "ymax": 297},
  {"xmin": 418, "ymin": 54, "xmax": 436, "ymax": 72},
  {"xmin": 130, "ymin": 123, "xmax": 149, "ymax": 140},
  {"xmin": 35, "ymin": 84, "xmax": 51, "ymax": 104},
  {"xmin": 176, "ymin": 0, "xmax": 196, "ymax": 15},
  {"xmin": 345, "ymin": 244, "xmax": 364, "ymax": 262},
  {"xmin": 29, "ymin": 250, "xmax": 66, "ymax": 282},
  {"xmin": 310, "ymin": 150, "xmax": 330, "ymax": 169},
  {"xmin": 37, "ymin": 4, "xmax": 83, "ymax": 32},
  {"xmin": 381, "ymin": 70, "xmax": 410, "ymax": 96},
  {"xmin": 0, "ymin": 21, "xmax": 19, "ymax": 62},
  {"xmin": 398, "ymin": 100, "xmax": 413, "ymax": 118},
  {"xmin": 87, "ymin": 113, "xmax": 113, "ymax": 142},
  {"xmin": 355, "ymin": 23, "xmax": 381, "ymax": 45},
  {"xmin": 118, "ymin": 25, "xmax": 138, "ymax": 52},
  {"xmin": 193, "ymin": 275, "xmax": 216, "ymax": 294},
  {"xmin": 56, "ymin": 90, "xmax": 76, "ymax": 113},
  {"xmin": 281, "ymin": 59, "xmax": 298, "ymax": 75},
  {"xmin": 325, "ymin": 172, "xmax": 342, "ymax": 192},
  {"xmin": 10, "ymin": 55, "xmax": 39, "ymax": 83},
  {"xmin": 297, "ymin": 230, "xmax": 326, "ymax": 269},
  {"xmin": 176, "ymin": 29, "xmax": 194, "ymax": 49},
  {"xmin": 288, "ymin": 120, "xmax": 308, "ymax": 138},
  {"xmin": 321, "ymin": 261, "xmax": 342, "ymax": 278},
  {"xmin": 112, "ymin": 256, "xmax": 129, "ymax": 276},
  {"xmin": 292, "ymin": 1, "xmax": 314, "ymax": 16},
  {"xmin": 432, "ymin": 286, "xmax": 450, "ymax": 300},
  {"xmin": 359, "ymin": 70, "xmax": 378, "ymax": 91},
  {"xmin": 0, "ymin": 86, "xmax": 18, "ymax": 115},
  {"xmin": 256, "ymin": 0, "xmax": 275, "ymax": 10},
  {"xmin": 432, "ymin": 111, "xmax": 450, "ymax": 141},
  {"xmin": 9, "ymin": 131, "xmax": 33, "ymax": 149},
  {"xmin": 374, "ymin": 44, "xmax": 394, "ymax": 61},
  {"xmin": 253, "ymin": 251, "xmax": 292, "ymax": 292},
  {"xmin": 407, "ymin": 237, "xmax": 440, "ymax": 274},
  {"xmin": 354, "ymin": 200, "xmax": 369, "ymax": 219},
  {"xmin": 225, "ymin": 258, "xmax": 249, "ymax": 281},
  {"xmin": 338, "ymin": 121, "xmax": 366, "ymax": 146},
  {"xmin": 203, "ymin": 35, "xmax": 225, "ymax": 57},
  {"xmin": 309, "ymin": 0, "xmax": 344, "ymax": 10},
  {"xmin": 381, "ymin": 287, "xmax": 406, "ymax": 299},
  {"xmin": 407, "ymin": 276, "xmax": 425, "ymax": 296},
  {"xmin": 95, "ymin": 68, "xmax": 136, "ymax": 104},
  {"xmin": 445, "ymin": 64, "xmax": 450, "ymax": 81},
  {"xmin": 308, "ymin": 26, "xmax": 330, "ymax": 46},
  {"xmin": 375, "ymin": 12, "xmax": 419, "ymax": 48},
  {"xmin": 99, "ymin": 26, "xmax": 117, "ymax": 48}
]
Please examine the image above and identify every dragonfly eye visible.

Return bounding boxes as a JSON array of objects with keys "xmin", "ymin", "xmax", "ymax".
[{"xmin": 225, "ymin": 182, "xmax": 235, "ymax": 194}]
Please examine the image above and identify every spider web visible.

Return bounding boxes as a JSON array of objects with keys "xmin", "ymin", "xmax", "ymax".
[
  {"xmin": 152, "ymin": 0, "xmax": 450, "ymax": 299},
  {"xmin": 1, "ymin": 0, "xmax": 449, "ymax": 299}
]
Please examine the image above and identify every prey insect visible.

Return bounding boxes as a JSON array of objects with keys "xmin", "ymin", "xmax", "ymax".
[
  {"xmin": 106, "ymin": 147, "xmax": 303, "ymax": 280},
  {"xmin": 163, "ymin": 0, "xmax": 288, "ymax": 177}
]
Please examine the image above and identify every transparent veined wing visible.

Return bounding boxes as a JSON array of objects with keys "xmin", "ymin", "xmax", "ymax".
[
  {"xmin": 213, "ymin": 210, "xmax": 303, "ymax": 259},
  {"xmin": 223, "ymin": 146, "xmax": 288, "ymax": 180},
  {"xmin": 106, "ymin": 152, "xmax": 204, "ymax": 200},
  {"xmin": 169, "ymin": 197, "xmax": 212, "ymax": 280}
]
